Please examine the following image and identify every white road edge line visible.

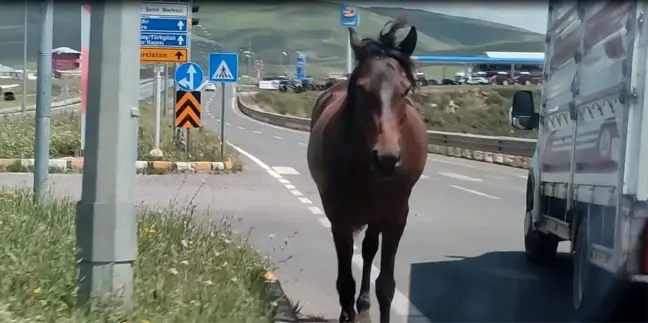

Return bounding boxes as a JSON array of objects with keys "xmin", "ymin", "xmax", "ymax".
[
  {"xmin": 227, "ymin": 141, "xmax": 427, "ymax": 322},
  {"xmin": 428, "ymin": 157, "xmax": 477, "ymax": 169},
  {"xmin": 450, "ymin": 185, "xmax": 499, "ymax": 200},
  {"xmin": 278, "ymin": 178, "xmax": 290, "ymax": 184},
  {"xmin": 285, "ymin": 184, "xmax": 296, "ymax": 190}
]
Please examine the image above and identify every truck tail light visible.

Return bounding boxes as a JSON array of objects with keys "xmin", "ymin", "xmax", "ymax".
[{"xmin": 643, "ymin": 222, "xmax": 648, "ymax": 273}]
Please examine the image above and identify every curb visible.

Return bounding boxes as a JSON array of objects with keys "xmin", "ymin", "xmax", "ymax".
[
  {"xmin": 236, "ymin": 93, "xmax": 531, "ymax": 170},
  {"xmin": 0, "ymin": 158, "xmax": 234, "ymax": 174},
  {"xmin": 264, "ymin": 272, "xmax": 299, "ymax": 323}
]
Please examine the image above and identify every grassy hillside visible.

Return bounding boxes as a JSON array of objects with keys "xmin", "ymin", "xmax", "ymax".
[{"xmin": 0, "ymin": 2, "xmax": 545, "ymax": 78}]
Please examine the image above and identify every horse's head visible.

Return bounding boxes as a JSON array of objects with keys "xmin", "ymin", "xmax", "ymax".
[{"xmin": 347, "ymin": 19, "xmax": 418, "ymax": 176}]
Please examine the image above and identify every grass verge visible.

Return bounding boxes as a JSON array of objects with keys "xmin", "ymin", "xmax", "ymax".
[
  {"xmin": 249, "ymin": 86, "xmax": 541, "ymax": 138},
  {"xmin": 0, "ymin": 99, "xmax": 243, "ymax": 171},
  {"xmin": 0, "ymin": 188, "xmax": 275, "ymax": 322}
]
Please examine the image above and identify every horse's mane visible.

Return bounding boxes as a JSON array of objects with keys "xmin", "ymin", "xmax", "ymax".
[{"xmin": 348, "ymin": 18, "xmax": 417, "ymax": 91}]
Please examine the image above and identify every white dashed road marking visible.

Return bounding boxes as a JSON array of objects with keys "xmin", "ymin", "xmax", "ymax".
[
  {"xmin": 238, "ymin": 126, "xmax": 245, "ymax": 130},
  {"xmin": 271, "ymin": 166, "xmax": 300, "ymax": 175},
  {"xmin": 299, "ymin": 142, "xmax": 307, "ymax": 146},
  {"xmin": 308, "ymin": 206, "xmax": 324, "ymax": 215},
  {"xmin": 285, "ymin": 184, "xmax": 296, "ymax": 190},
  {"xmin": 428, "ymin": 157, "xmax": 478, "ymax": 169},
  {"xmin": 253, "ymin": 130, "xmax": 262, "ymax": 134},
  {"xmin": 226, "ymin": 122, "xmax": 231, "ymax": 126},
  {"xmin": 226, "ymin": 141, "xmax": 431, "ymax": 323},
  {"xmin": 273, "ymin": 135, "xmax": 284, "ymax": 140},
  {"xmin": 438, "ymin": 172, "xmax": 483, "ymax": 182},
  {"xmin": 298, "ymin": 197, "xmax": 312, "ymax": 204},
  {"xmin": 450, "ymin": 185, "xmax": 499, "ymax": 200}
]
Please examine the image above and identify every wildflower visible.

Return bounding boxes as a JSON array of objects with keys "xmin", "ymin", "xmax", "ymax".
[
  {"xmin": 231, "ymin": 277, "xmax": 238, "ymax": 283},
  {"xmin": 203, "ymin": 280, "xmax": 214, "ymax": 286},
  {"xmin": 169, "ymin": 268, "xmax": 179, "ymax": 275},
  {"xmin": 32, "ymin": 287, "xmax": 41, "ymax": 295},
  {"xmin": 180, "ymin": 260, "xmax": 189, "ymax": 266},
  {"xmin": 180, "ymin": 239, "xmax": 189, "ymax": 248},
  {"xmin": 223, "ymin": 238, "xmax": 232, "ymax": 244}
]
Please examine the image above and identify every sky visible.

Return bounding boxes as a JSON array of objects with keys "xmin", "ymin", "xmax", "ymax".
[{"xmin": 358, "ymin": 2, "xmax": 549, "ymax": 34}]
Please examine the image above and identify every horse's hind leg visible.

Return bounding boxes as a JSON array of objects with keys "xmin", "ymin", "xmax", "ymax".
[
  {"xmin": 332, "ymin": 224, "xmax": 357, "ymax": 323},
  {"xmin": 376, "ymin": 215, "xmax": 407, "ymax": 323},
  {"xmin": 357, "ymin": 225, "xmax": 379, "ymax": 313}
]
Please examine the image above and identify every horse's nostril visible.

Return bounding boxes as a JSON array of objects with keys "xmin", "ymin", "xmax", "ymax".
[{"xmin": 372, "ymin": 149, "xmax": 400, "ymax": 174}]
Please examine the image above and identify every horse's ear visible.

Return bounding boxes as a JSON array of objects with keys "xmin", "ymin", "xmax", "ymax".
[
  {"xmin": 398, "ymin": 26, "xmax": 417, "ymax": 57},
  {"xmin": 348, "ymin": 28, "xmax": 363, "ymax": 58}
]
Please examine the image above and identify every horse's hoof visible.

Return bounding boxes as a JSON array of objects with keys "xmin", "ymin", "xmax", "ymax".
[
  {"xmin": 339, "ymin": 310, "xmax": 356, "ymax": 323},
  {"xmin": 356, "ymin": 294, "xmax": 371, "ymax": 312}
]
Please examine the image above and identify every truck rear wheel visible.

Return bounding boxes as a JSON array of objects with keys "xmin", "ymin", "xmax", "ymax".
[{"xmin": 524, "ymin": 210, "xmax": 558, "ymax": 265}]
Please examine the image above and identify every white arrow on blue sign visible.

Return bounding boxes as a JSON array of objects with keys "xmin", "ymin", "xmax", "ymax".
[
  {"xmin": 141, "ymin": 32, "xmax": 187, "ymax": 47},
  {"xmin": 175, "ymin": 62, "xmax": 205, "ymax": 92},
  {"xmin": 140, "ymin": 18, "xmax": 188, "ymax": 32}
]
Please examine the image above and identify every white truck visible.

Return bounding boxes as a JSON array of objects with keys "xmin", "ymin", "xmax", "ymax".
[{"xmin": 509, "ymin": 1, "xmax": 647, "ymax": 321}]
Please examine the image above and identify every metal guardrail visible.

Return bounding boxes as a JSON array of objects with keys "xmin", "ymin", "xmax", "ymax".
[{"xmin": 236, "ymin": 94, "xmax": 538, "ymax": 158}]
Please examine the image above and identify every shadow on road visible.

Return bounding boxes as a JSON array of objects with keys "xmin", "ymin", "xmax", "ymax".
[{"xmin": 408, "ymin": 251, "xmax": 576, "ymax": 322}]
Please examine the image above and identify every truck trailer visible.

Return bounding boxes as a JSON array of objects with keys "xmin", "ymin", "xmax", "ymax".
[{"xmin": 509, "ymin": 1, "xmax": 647, "ymax": 321}]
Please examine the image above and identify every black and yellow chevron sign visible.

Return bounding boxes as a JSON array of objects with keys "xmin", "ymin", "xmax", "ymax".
[{"xmin": 175, "ymin": 90, "xmax": 201, "ymax": 128}]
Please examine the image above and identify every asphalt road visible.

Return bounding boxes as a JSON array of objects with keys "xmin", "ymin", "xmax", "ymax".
[
  {"xmin": 0, "ymin": 82, "xmax": 579, "ymax": 323},
  {"xmin": 196, "ymin": 85, "xmax": 579, "ymax": 323}
]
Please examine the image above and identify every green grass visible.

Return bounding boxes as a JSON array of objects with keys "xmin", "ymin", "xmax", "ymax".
[
  {"xmin": 250, "ymin": 86, "xmax": 541, "ymax": 138},
  {"xmin": 0, "ymin": 188, "xmax": 275, "ymax": 322},
  {"xmin": 0, "ymin": 100, "xmax": 244, "ymax": 168}
]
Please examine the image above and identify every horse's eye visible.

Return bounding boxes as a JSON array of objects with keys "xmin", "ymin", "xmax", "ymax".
[{"xmin": 402, "ymin": 86, "xmax": 412, "ymax": 97}]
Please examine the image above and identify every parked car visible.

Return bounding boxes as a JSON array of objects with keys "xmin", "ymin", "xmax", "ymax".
[
  {"xmin": 204, "ymin": 83, "xmax": 216, "ymax": 92},
  {"xmin": 3, "ymin": 91, "xmax": 15, "ymax": 101},
  {"xmin": 441, "ymin": 78, "xmax": 460, "ymax": 85},
  {"xmin": 489, "ymin": 72, "xmax": 513, "ymax": 85},
  {"xmin": 514, "ymin": 72, "xmax": 542, "ymax": 86},
  {"xmin": 426, "ymin": 79, "xmax": 439, "ymax": 85}
]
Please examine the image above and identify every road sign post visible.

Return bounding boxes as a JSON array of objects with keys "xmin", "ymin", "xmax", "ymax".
[
  {"xmin": 254, "ymin": 59, "xmax": 263, "ymax": 79},
  {"xmin": 140, "ymin": 1, "xmax": 192, "ymax": 157},
  {"xmin": 339, "ymin": 4, "xmax": 360, "ymax": 74},
  {"xmin": 295, "ymin": 51, "xmax": 306, "ymax": 82},
  {"xmin": 208, "ymin": 53, "xmax": 238, "ymax": 160},
  {"xmin": 174, "ymin": 62, "xmax": 204, "ymax": 150},
  {"xmin": 140, "ymin": 3, "xmax": 190, "ymax": 64}
]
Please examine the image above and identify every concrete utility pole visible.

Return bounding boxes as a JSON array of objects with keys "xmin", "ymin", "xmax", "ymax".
[
  {"xmin": 33, "ymin": 0, "xmax": 54, "ymax": 201},
  {"xmin": 76, "ymin": 1, "xmax": 140, "ymax": 305},
  {"xmin": 22, "ymin": 0, "xmax": 28, "ymax": 115}
]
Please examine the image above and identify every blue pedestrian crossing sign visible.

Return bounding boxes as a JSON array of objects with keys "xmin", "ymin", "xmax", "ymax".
[
  {"xmin": 175, "ymin": 62, "xmax": 204, "ymax": 92},
  {"xmin": 209, "ymin": 53, "xmax": 239, "ymax": 83}
]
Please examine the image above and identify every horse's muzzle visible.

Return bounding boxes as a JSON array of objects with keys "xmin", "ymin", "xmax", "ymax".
[{"xmin": 372, "ymin": 149, "xmax": 401, "ymax": 176}]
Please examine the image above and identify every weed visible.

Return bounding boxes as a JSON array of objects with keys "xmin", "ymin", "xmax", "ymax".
[
  {"xmin": 0, "ymin": 188, "xmax": 275, "ymax": 322},
  {"xmin": 0, "ymin": 101, "xmax": 243, "ymax": 166}
]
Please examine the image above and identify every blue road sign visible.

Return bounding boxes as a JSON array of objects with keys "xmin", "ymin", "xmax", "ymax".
[
  {"xmin": 140, "ymin": 17, "xmax": 188, "ymax": 33},
  {"xmin": 295, "ymin": 51, "xmax": 306, "ymax": 81},
  {"xmin": 209, "ymin": 53, "xmax": 239, "ymax": 83},
  {"xmin": 339, "ymin": 4, "xmax": 360, "ymax": 27},
  {"xmin": 175, "ymin": 62, "xmax": 204, "ymax": 92},
  {"xmin": 141, "ymin": 32, "xmax": 188, "ymax": 47}
]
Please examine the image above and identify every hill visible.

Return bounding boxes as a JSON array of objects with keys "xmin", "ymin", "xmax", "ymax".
[{"xmin": 0, "ymin": 2, "xmax": 545, "ymax": 77}]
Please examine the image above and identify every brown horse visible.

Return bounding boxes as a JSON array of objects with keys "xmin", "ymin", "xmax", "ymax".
[{"xmin": 306, "ymin": 19, "xmax": 428, "ymax": 323}]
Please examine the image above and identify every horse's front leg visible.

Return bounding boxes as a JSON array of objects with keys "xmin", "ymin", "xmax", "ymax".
[
  {"xmin": 376, "ymin": 207, "xmax": 408, "ymax": 323},
  {"xmin": 357, "ymin": 225, "xmax": 379, "ymax": 313},
  {"xmin": 332, "ymin": 222, "xmax": 357, "ymax": 323}
]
